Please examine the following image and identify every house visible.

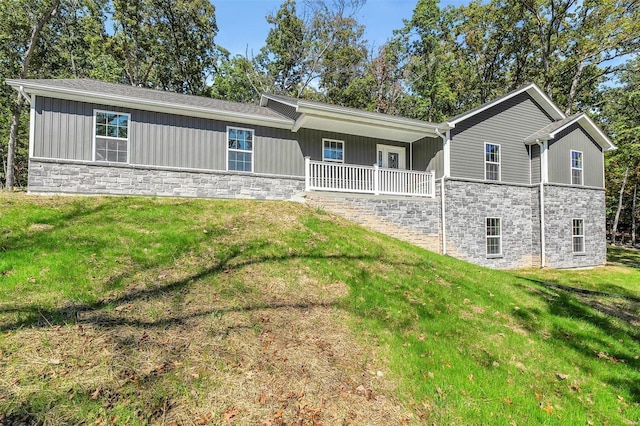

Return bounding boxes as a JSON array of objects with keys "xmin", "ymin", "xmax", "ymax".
[{"xmin": 6, "ymin": 78, "xmax": 615, "ymax": 269}]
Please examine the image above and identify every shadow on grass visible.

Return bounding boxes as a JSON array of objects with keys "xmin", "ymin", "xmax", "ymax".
[
  {"xmin": 0, "ymin": 239, "xmax": 418, "ymax": 332},
  {"xmin": 516, "ymin": 277, "xmax": 640, "ymax": 403},
  {"xmin": 607, "ymin": 245, "xmax": 640, "ymax": 269}
]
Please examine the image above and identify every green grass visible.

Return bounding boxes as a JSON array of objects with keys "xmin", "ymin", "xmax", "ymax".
[{"xmin": 1, "ymin": 194, "xmax": 639, "ymax": 424}]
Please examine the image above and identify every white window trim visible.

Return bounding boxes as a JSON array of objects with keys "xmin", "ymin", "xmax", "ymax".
[
  {"xmin": 484, "ymin": 142, "xmax": 501, "ymax": 181},
  {"xmin": 92, "ymin": 109, "xmax": 131, "ymax": 164},
  {"xmin": 572, "ymin": 218, "xmax": 586, "ymax": 255},
  {"xmin": 322, "ymin": 138, "xmax": 345, "ymax": 163},
  {"xmin": 226, "ymin": 126, "xmax": 255, "ymax": 173},
  {"xmin": 486, "ymin": 217, "xmax": 502, "ymax": 258},
  {"xmin": 571, "ymin": 150, "xmax": 583, "ymax": 186}
]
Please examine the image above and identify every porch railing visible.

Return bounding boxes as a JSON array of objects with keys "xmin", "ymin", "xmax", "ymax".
[{"xmin": 305, "ymin": 158, "xmax": 435, "ymax": 197}]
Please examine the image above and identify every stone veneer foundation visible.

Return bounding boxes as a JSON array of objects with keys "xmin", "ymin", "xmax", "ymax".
[
  {"xmin": 28, "ymin": 159, "xmax": 305, "ymax": 200},
  {"xmin": 28, "ymin": 160, "xmax": 607, "ymax": 269}
]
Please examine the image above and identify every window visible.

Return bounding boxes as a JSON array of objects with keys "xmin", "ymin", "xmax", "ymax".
[
  {"xmin": 571, "ymin": 150, "xmax": 583, "ymax": 185},
  {"xmin": 94, "ymin": 110, "xmax": 129, "ymax": 163},
  {"xmin": 572, "ymin": 219, "xmax": 585, "ymax": 254},
  {"xmin": 486, "ymin": 217, "xmax": 502, "ymax": 256},
  {"xmin": 485, "ymin": 143, "xmax": 501, "ymax": 181},
  {"xmin": 228, "ymin": 127, "xmax": 254, "ymax": 172},
  {"xmin": 323, "ymin": 139, "xmax": 344, "ymax": 163}
]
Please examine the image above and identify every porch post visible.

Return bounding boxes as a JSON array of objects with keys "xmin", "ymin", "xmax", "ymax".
[
  {"xmin": 304, "ymin": 156, "xmax": 310, "ymax": 192},
  {"xmin": 430, "ymin": 171, "xmax": 436, "ymax": 197},
  {"xmin": 373, "ymin": 163, "xmax": 380, "ymax": 195}
]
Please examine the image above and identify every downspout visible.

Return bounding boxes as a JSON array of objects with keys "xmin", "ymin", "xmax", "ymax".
[
  {"xmin": 435, "ymin": 128, "xmax": 448, "ymax": 255},
  {"xmin": 537, "ymin": 140, "xmax": 546, "ymax": 268}
]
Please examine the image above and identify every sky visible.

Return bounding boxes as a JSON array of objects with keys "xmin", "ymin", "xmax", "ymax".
[{"xmin": 214, "ymin": 0, "xmax": 469, "ymax": 57}]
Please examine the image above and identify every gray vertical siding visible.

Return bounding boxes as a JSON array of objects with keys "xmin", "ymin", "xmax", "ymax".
[
  {"xmin": 296, "ymin": 128, "xmax": 411, "ymax": 167},
  {"xmin": 34, "ymin": 96, "xmax": 424, "ymax": 179},
  {"xmin": 450, "ymin": 92, "xmax": 553, "ymax": 184},
  {"xmin": 413, "ymin": 136, "xmax": 443, "ymax": 177},
  {"xmin": 530, "ymin": 144, "xmax": 541, "ymax": 184},
  {"xmin": 548, "ymin": 124, "xmax": 604, "ymax": 188}
]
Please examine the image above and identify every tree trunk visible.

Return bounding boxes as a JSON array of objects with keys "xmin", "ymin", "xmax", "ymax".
[
  {"xmin": 612, "ymin": 166, "xmax": 629, "ymax": 244},
  {"xmin": 633, "ymin": 184, "xmax": 637, "ymax": 247},
  {"xmin": 4, "ymin": 0, "xmax": 60, "ymax": 190},
  {"xmin": 6, "ymin": 96, "xmax": 25, "ymax": 190}
]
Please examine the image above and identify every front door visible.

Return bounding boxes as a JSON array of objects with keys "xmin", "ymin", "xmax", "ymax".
[{"xmin": 377, "ymin": 144, "xmax": 406, "ymax": 169}]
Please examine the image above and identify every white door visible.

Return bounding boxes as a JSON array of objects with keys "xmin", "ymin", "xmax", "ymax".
[{"xmin": 376, "ymin": 144, "xmax": 406, "ymax": 169}]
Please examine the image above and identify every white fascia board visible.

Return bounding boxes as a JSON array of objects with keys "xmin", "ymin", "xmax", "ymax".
[
  {"xmin": 8, "ymin": 81, "xmax": 294, "ymax": 129},
  {"xmin": 449, "ymin": 83, "xmax": 565, "ymax": 126}
]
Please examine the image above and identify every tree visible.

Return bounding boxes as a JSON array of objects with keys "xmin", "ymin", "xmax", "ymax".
[
  {"xmin": 1, "ymin": 0, "xmax": 61, "ymax": 190},
  {"xmin": 107, "ymin": 0, "xmax": 219, "ymax": 94}
]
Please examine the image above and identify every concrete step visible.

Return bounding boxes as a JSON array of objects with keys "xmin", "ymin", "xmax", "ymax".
[{"xmin": 305, "ymin": 192, "xmax": 441, "ymax": 252}]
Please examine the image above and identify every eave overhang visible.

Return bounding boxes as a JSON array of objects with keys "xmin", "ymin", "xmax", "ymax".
[
  {"xmin": 524, "ymin": 113, "xmax": 616, "ymax": 152},
  {"xmin": 7, "ymin": 79, "xmax": 295, "ymax": 130}
]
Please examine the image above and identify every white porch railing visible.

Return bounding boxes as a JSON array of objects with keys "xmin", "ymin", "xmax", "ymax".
[{"xmin": 305, "ymin": 158, "xmax": 435, "ymax": 197}]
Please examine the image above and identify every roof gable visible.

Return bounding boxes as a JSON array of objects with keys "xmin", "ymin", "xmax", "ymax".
[
  {"xmin": 524, "ymin": 113, "xmax": 615, "ymax": 151},
  {"xmin": 447, "ymin": 83, "xmax": 566, "ymax": 126}
]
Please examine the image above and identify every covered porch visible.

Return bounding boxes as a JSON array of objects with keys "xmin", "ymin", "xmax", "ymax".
[{"xmin": 304, "ymin": 158, "xmax": 436, "ymax": 197}]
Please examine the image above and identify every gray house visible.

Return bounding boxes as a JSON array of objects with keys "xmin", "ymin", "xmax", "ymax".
[{"xmin": 6, "ymin": 78, "xmax": 615, "ymax": 269}]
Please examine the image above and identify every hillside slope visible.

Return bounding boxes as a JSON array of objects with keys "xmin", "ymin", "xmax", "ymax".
[{"xmin": 0, "ymin": 194, "xmax": 638, "ymax": 425}]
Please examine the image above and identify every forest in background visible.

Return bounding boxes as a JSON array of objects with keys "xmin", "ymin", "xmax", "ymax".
[{"xmin": 0, "ymin": 0, "xmax": 638, "ymax": 242}]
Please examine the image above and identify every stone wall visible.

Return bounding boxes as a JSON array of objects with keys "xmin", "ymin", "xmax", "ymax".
[
  {"xmin": 28, "ymin": 159, "xmax": 305, "ymax": 200},
  {"xmin": 444, "ymin": 179, "xmax": 537, "ymax": 269},
  {"xmin": 543, "ymin": 184, "xmax": 606, "ymax": 268}
]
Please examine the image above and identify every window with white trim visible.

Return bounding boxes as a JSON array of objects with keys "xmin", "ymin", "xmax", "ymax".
[
  {"xmin": 227, "ymin": 127, "xmax": 254, "ymax": 172},
  {"xmin": 571, "ymin": 150, "xmax": 583, "ymax": 185},
  {"xmin": 572, "ymin": 218, "xmax": 585, "ymax": 254},
  {"xmin": 485, "ymin": 143, "xmax": 500, "ymax": 181},
  {"xmin": 94, "ymin": 111, "xmax": 129, "ymax": 163},
  {"xmin": 323, "ymin": 139, "xmax": 344, "ymax": 163},
  {"xmin": 486, "ymin": 217, "xmax": 502, "ymax": 256}
]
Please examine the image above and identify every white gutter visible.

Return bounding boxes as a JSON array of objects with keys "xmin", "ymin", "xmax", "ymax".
[{"xmin": 441, "ymin": 177, "xmax": 447, "ymax": 255}]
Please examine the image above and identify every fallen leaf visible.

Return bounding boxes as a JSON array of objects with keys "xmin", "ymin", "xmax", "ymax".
[
  {"xmin": 90, "ymin": 386, "xmax": 102, "ymax": 400},
  {"xmin": 556, "ymin": 373, "xmax": 569, "ymax": 380},
  {"xmin": 468, "ymin": 374, "xmax": 474, "ymax": 382},
  {"xmin": 542, "ymin": 405, "xmax": 553, "ymax": 414},
  {"xmin": 418, "ymin": 334, "xmax": 426, "ymax": 341},
  {"xmin": 224, "ymin": 408, "xmax": 238, "ymax": 423},
  {"xmin": 535, "ymin": 391, "xmax": 543, "ymax": 400},
  {"xmin": 259, "ymin": 393, "xmax": 267, "ymax": 405},
  {"xmin": 196, "ymin": 411, "xmax": 213, "ymax": 425},
  {"xmin": 504, "ymin": 396, "xmax": 513, "ymax": 406}
]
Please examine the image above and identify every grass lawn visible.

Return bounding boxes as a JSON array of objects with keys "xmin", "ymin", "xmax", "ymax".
[{"xmin": 1, "ymin": 193, "xmax": 639, "ymax": 425}]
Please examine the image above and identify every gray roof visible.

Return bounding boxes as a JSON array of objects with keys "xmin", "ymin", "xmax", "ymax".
[
  {"xmin": 10, "ymin": 78, "xmax": 291, "ymax": 121},
  {"xmin": 524, "ymin": 114, "xmax": 583, "ymax": 142},
  {"xmin": 262, "ymin": 92, "xmax": 442, "ymax": 128}
]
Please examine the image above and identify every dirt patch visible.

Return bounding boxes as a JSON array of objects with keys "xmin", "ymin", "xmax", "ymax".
[{"xmin": 0, "ymin": 259, "xmax": 415, "ymax": 424}]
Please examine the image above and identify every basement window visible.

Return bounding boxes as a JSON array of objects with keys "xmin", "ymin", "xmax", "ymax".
[
  {"xmin": 486, "ymin": 217, "xmax": 502, "ymax": 257},
  {"xmin": 94, "ymin": 110, "xmax": 130, "ymax": 163},
  {"xmin": 572, "ymin": 218, "xmax": 585, "ymax": 254}
]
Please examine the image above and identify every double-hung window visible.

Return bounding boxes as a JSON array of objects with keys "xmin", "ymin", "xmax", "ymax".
[
  {"xmin": 323, "ymin": 139, "xmax": 344, "ymax": 163},
  {"xmin": 94, "ymin": 110, "xmax": 130, "ymax": 163},
  {"xmin": 228, "ymin": 127, "xmax": 254, "ymax": 172},
  {"xmin": 571, "ymin": 150, "xmax": 583, "ymax": 185},
  {"xmin": 572, "ymin": 219, "xmax": 585, "ymax": 254},
  {"xmin": 485, "ymin": 143, "xmax": 501, "ymax": 181},
  {"xmin": 486, "ymin": 217, "xmax": 502, "ymax": 256}
]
